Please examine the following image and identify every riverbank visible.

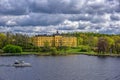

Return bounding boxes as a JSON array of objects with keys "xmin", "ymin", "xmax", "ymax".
[
  {"xmin": 74, "ymin": 52, "xmax": 120, "ymax": 57},
  {"xmin": 85, "ymin": 53, "xmax": 120, "ymax": 57},
  {"xmin": 0, "ymin": 52, "xmax": 120, "ymax": 57}
]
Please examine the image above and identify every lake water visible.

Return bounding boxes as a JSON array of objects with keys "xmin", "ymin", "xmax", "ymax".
[{"xmin": 0, "ymin": 55, "xmax": 120, "ymax": 80}]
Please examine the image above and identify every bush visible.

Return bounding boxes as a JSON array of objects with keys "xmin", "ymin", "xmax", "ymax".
[
  {"xmin": 0, "ymin": 49, "xmax": 3, "ymax": 53},
  {"xmin": 41, "ymin": 46, "xmax": 51, "ymax": 52},
  {"xmin": 79, "ymin": 45, "xmax": 91, "ymax": 52},
  {"xmin": 3, "ymin": 45, "xmax": 22, "ymax": 53},
  {"xmin": 57, "ymin": 46, "xmax": 70, "ymax": 52},
  {"xmin": 50, "ymin": 47, "xmax": 58, "ymax": 56}
]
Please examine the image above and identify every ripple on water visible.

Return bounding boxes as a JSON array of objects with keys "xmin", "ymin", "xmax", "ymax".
[{"xmin": 0, "ymin": 55, "xmax": 120, "ymax": 80}]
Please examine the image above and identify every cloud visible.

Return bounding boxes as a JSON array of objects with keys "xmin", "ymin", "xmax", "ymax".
[
  {"xmin": 29, "ymin": 0, "xmax": 86, "ymax": 14},
  {"xmin": 110, "ymin": 13, "xmax": 120, "ymax": 21},
  {"xmin": 17, "ymin": 13, "xmax": 66, "ymax": 26},
  {"xmin": 58, "ymin": 20, "xmax": 79, "ymax": 30},
  {"xmin": 69, "ymin": 14, "xmax": 92, "ymax": 21},
  {"xmin": 90, "ymin": 15, "xmax": 107, "ymax": 23},
  {"xmin": 0, "ymin": 0, "xmax": 120, "ymax": 35},
  {"xmin": 0, "ymin": 0, "xmax": 119, "ymax": 15},
  {"xmin": 0, "ymin": 0, "xmax": 29, "ymax": 15},
  {"xmin": 6, "ymin": 20, "xmax": 17, "ymax": 26}
]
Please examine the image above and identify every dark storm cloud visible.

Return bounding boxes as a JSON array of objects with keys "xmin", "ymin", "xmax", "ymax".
[
  {"xmin": 0, "ymin": 16, "xmax": 6, "ymax": 26},
  {"xmin": 69, "ymin": 14, "xmax": 92, "ymax": 21},
  {"xmin": 77, "ymin": 23, "xmax": 90, "ymax": 30},
  {"xmin": 0, "ymin": 0, "xmax": 29, "ymax": 15},
  {"xmin": 29, "ymin": 0, "xmax": 85, "ymax": 14},
  {"xmin": 0, "ymin": 0, "xmax": 86, "ymax": 15},
  {"xmin": 90, "ymin": 15, "xmax": 106, "ymax": 23},
  {"xmin": 0, "ymin": 20, "xmax": 6, "ymax": 26},
  {"xmin": 110, "ymin": 14, "xmax": 120, "ymax": 21},
  {"xmin": 0, "ymin": 0, "xmax": 119, "ymax": 15},
  {"xmin": 16, "ymin": 13, "xmax": 65, "ymax": 26}
]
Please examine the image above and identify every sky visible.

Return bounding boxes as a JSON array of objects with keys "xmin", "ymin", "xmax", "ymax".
[{"xmin": 0, "ymin": 0, "xmax": 120, "ymax": 35}]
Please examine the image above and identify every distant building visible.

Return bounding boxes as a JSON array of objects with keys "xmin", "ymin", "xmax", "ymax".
[{"xmin": 32, "ymin": 32, "xmax": 77, "ymax": 47}]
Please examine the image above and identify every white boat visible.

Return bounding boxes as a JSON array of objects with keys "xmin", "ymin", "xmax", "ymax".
[{"xmin": 13, "ymin": 60, "xmax": 31, "ymax": 67}]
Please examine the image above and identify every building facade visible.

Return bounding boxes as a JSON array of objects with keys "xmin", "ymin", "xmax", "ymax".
[{"xmin": 32, "ymin": 34, "xmax": 77, "ymax": 47}]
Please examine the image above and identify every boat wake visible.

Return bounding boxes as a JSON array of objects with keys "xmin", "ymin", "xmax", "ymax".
[
  {"xmin": 0, "ymin": 60, "xmax": 31, "ymax": 67},
  {"xmin": 0, "ymin": 64, "xmax": 12, "ymax": 67}
]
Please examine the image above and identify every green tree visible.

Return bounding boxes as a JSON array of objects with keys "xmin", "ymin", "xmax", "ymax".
[
  {"xmin": 114, "ymin": 38, "xmax": 120, "ymax": 54},
  {"xmin": 88, "ymin": 36, "xmax": 98, "ymax": 47},
  {"xmin": 77, "ymin": 37, "xmax": 83, "ymax": 45},
  {"xmin": 5, "ymin": 32, "xmax": 13, "ymax": 45},
  {"xmin": 41, "ymin": 41, "xmax": 51, "ymax": 52},
  {"xmin": 3, "ymin": 44, "xmax": 22, "ymax": 53},
  {"xmin": 104, "ymin": 36, "xmax": 115, "ymax": 53},
  {"xmin": 0, "ymin": 33, "xmax": 6, "ymax": 48}
]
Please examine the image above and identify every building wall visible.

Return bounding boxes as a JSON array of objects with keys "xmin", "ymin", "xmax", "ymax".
[{"xmin": 33, "ymin": 35, "xmax": 77, "ymax": 47}]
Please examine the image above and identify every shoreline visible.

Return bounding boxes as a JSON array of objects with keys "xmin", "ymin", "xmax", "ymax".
[
  {"xmin": 85, "ymin": 54, "xmax": 120, "ymax": 57},
  {"xmin": 0, "ymin": 52, "xmax": 120, "ymax": 57}
]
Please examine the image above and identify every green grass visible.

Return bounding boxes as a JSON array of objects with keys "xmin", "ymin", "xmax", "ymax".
[
  {"xmin": 21, "ymin": 52, "xmax": 38, "ymax": 54},
  {"xmin": 2, "ymin": 47, "xmax": 120, "ymax": 57},
  {"xmin": 67, "ymin": 48, "xmax": 80, "ymax": 53}
]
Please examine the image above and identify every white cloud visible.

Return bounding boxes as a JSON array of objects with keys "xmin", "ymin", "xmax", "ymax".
[{"xmin": 6, "ymin": 20, "xmax": 17, "ymax": 26}]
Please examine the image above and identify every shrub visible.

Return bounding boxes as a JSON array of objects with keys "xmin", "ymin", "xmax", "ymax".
[
  {"xmin": 41, "ymin": 46, "xmax": 51, "ymax": 52},
  {"xmin": 3, "ymin": 45, "xmax": 22, "ymax": 53},
  {"xmin": 0, "ymin": 49, "xmax": 3, "ymax": 53},
  {"xmin": 79, "ymin": 45, "xmax": 91, "ymax": 52},
  {"xmin": 57, "ymin": 46, "xmax": 70, "ymax": 52},
  {"xmin": 50, "ymin": 47, "xmax": 58, "ymax": 56}
]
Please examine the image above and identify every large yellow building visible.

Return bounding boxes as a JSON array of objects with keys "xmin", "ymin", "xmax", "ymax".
[{"xmin": 33, "ymin": 34, "xmax": 77, "ymax": 47}]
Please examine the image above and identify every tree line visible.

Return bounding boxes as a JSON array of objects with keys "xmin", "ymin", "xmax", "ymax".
[
  {"xmin": 0, "ymin": 32, "xmax": 33, "ymax": 52},
  {"xmin": 0, "ymin": 32, "xmax": 120, "ymax": 54},
  {"xmin": 62, "ymin": 32, "xmax": 120, "ymax": 54}
]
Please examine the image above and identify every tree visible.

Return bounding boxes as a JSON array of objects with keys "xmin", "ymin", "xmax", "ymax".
[
  {"xmin": 3, "ymin": 44, "xmax": 22, "ymax": 53},
  {"xmin": 12, "ymin": 33, "xmax": 34, "ymax": 52},
  {"xmin": 88, "ymin": 36, "xmax": 98, "ymax": 47},
  {"xmin": 97, "ymin": 37, "xmax": 109, "ymax": 54},
  {"xmin": 104, "ymin": 36, "xmax": 115, "ymax": 54},
  {"xmin": 80, "ymin": 34, "xmax": 89, "ymax": 45},
  {"xmin": 77, "ymin": 37, "xmax": 83, "ymax": 45},
  {"xmin": 114, "ymin": 38, "xmax": 120, "ymax": 54},
  {"xmin": 41, "ymin": 41, "xmax": 51, "ymax": 52},
  {"xmin": 5, "ymin": 32, "xmax": 13, "ymax": 45},
  {"xmin": 0, "ymin": 33, "xmax": 6, "ymax": 48}
]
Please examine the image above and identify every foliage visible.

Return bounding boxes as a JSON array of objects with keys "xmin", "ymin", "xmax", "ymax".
[
  {"xmin": 0, "ymin": 33, "xmax": 6, "ymax": 48},
  {"xmin": 78, "ymin": 45, "xmax": 91, "ymax": 52},
  {"xmin": 50, "ymin": 47, "xmax": 58, "ymax": 56},
  {"xmin": 63, "ymin": 32, "xmax": 120, "ymax": 54},
  {"xmin": 40, "ymin": 47, "xmax": 50, "ymax": 52},
  {"xmin": 3, "ymin": 44, "xmax": 22, "ymax": 53},
  {"xmin": 57, "ymin": 46, "xmax": 70, "ymax": 53},
  {"xmin": 97, "ymin": 37, "xmax": 109, "ymax": 54},
  {"xmin": 0, "ymin": 32, "xmax": 120, "ymax": 54},
  {"xmin": 115, "ymin": 39, "xmax": 120, "ymax": 54},
  {"xmin": 0, "ymin": 49, "xmax": 4, "ymax": 53}
]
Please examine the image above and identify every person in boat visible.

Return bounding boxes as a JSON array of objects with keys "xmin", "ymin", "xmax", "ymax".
[
  {"xmin": 13, "ymin": 60, "xmax": 31, "ymax": 67},
  {"xmin": 14, "ymin": 60, "xmax": 20, "ymax": 64},
  {"xmin": 14, "ymin": 60, "xmax": 24, "ymax": 64}
]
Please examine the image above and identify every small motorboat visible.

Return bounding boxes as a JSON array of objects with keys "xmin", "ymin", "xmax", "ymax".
[{"xmin": 13, "ymin": 60, "xmax": 31, "ymax": 67}]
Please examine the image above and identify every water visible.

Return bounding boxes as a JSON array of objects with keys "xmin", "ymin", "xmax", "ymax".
[{"xmin": 0, "ymin": 55, "xmax": 120, "ymax": 80}]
